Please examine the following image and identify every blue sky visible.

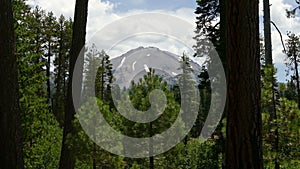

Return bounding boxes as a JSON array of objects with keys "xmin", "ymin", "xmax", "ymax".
[{"xmin": 104, "ymin": 0, "xmax": 197, "ymax": 12}]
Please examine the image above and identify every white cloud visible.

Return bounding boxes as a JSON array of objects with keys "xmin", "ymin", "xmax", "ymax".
[
  {"xmin": 32, "ymin": 0, "xmax": 76, "ymax": 18},
  {"xmin": 28, "ymin": 0, "xmax": 209, "ymax": 71},
  {"xmin": 269, "ymin": 0, "xmax": 299, "ymax": 63},
  {"xmin": 30, "ymin": 0, "xmax": 117, "ymax": 24},
  {"xmin": 86, "ymin": 11, "xmax": 199, "ymax": 65},
  {"xmin": 30, "ymin": 0, "xmax": 197, "ymax": 56}
]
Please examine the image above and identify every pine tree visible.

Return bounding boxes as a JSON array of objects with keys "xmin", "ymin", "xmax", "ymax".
[
  {"xmin": 70, "ymin": 98, "xmax": 125, "ymax": 169},
  {"xmin": 261, "ymin": 67, "xmax": 280, "ymax": 169},
  {"xmin": 262, "ymin": 67, "xmax": 300, "ymax": 168},
  {"xmin": 83, "ymin": 45, "xmax": 113, "ymax": 105},
  {"xmin": 285, "ymin": 32, "xmax": 300, "ymax": 109},
  {"xmin": 53, "ymin": 15, "xmax": 72, "ymax": 127},
  {"xmin": 96, "ymin": 50, "xmax": 113, "ymax": 105},
  {"xmin": 177, "ymin": 54, "xmax": 198, "ymax": 145},
  {"xmin": 194, "ymin": 0, "xmax": 226, "ymax": 67},
  {"xmin": 283, "ymin": 80, "xmax": 298, "ymax": 101},
  {"xmin": 43, "ymin": 11, "xmax": 59, "ymax": 113},
  {"xmin": 194, "ymin": 1, "xmax": 226, "ymax": 166},
  {"xmin": 83, "ymin": 44, "xmax": 101, "ymax": 101},
  {"xmin": 190, "ymin": 67, "xmax": 211, "ymax": 138},
  {"xmin": 116, "ymin": 69, "xmax": 182, "ymax": 168},
  {"xmin": 41, "ymin": 12, "xmax": 71, "ymax": 127},
  {"xmin": 13, "ymin": 1, "xmax": 62, "ymax": 168},
  {"xmin": 82, "ymin": 45, "xmax": 113, "ymax": 169}
]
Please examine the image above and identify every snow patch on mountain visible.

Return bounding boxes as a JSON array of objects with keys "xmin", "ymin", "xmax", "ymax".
[
  {"xmin": 132, "ymin": 61, "xmax": 137, "ymax": 71},
  {"xmin": 110, "ymin": 46, "xmax": 202, "ymax": 87},
  {"xmin": 144, "ymin": 64, "xmax": 150, "ymax": 73},
  {"xmin": 117, "ymin": 57, "xmax": 126, "ymax": 69}
]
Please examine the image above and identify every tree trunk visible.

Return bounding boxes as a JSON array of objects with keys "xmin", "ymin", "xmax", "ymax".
[
  {"xmin": 59, "ymin": 0, "xmax": 89, "ymax": 168},
  {"xmin": 0, "ymin": 0, "xmax": 24, "ymax": 168},
  {"xmin": 54, "ymin": 33, "xmax": 63, "ymax": 127},
  {"xmin": 47, "ymin": 42, "xmax": 52, "ymax": 113},
  {"xmin": 220, "ymin": 0, "xmax": 226, "ymax": 69},
  {"xmin": 93, "ymin": 142, "xmax": 97, "ymax": 169},
  {"xmin": 93, "ymin": 120, "xmax": 97, "ymax": 169},
  {"xmin": 274, "ymin": 125, "xmax": 279, "ymax": 169},
  {"xmin": 149, "ymin": 122, "xmax": 154, "ymax": 169},
  {"xmin": 294, "ymin": 57, "xmax": 300, "ymax": 109},
  {"xmin": 263, "ymin": 0, "xmax": 273, "ymax": 66},
  {"xmin": 219, "ymin": 0, "xmax": 226, "ymax": 167},
  {"xmin": 292, "ymin": 48, "xmax": 300, "ymax": 169},
  {"xmin": 225, "ymin": 0, "xmax": 263, "ymax": 168}
]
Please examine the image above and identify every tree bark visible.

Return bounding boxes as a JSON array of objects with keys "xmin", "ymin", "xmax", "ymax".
[
  {"xmin": 59, "ymin": 0, "xmax": 89, "ymax": 168},
  {"xmin": 220, "ymin": 0, "xmax": 226, "ymax": 70},
  {"xmin": 263, "ymin": 0, "xmax": 273, "ymax": 66},
  {"xmin": 219, "ymin": 0, "xmax": 226, "ymax": 167},
  {"xmin": 0, "ymin": 0, "xmax": 24, "ymax": 168},
  {"xmin": 47, "ymin": 41, "xmax": 52, "ymax": 113},
  {"xmin": 149, "ymin": 122, "xmax": 154, "ymax": 169},
  {"xmin": 225, "ymin": 0, "xmax": 263, "ymax": 168},
  {"xmin": 54, "ymin": 29, "xmax": 64, "ymax": 127},
  {"xmin": 294, "ymin": 56, "xmax": 300, "ymax": 109}
]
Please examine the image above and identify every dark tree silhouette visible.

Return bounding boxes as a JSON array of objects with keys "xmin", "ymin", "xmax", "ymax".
[
  {"xmin": 59, "ymin": 0, "xmax": 89, "ymax": 168},
  {"xmin": 225, "ymin": 0, "xmax": 263, "ymax": 168},
  {"xmin": 0, "ymin": 0, "xmax": 24, "ymax": 168}
]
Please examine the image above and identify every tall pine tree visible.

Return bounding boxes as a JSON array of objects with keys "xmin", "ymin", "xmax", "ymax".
[{"xmin": 53, "ymin": 15, "xmax": 72, "ymax": 127}]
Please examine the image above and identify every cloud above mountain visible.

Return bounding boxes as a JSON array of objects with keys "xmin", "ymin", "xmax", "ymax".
[
  {"xmin": 29, "ymin": 0, "xmax": 197, "ymax": 58},
  {"xmin": 30, "ymin": 0, "xmax": 300, "ymax": 82}
]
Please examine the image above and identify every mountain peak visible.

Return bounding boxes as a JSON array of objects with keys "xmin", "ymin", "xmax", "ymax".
[{"xmin": 110, "ymin": 46, "xmax": 202, "ymax": 87}]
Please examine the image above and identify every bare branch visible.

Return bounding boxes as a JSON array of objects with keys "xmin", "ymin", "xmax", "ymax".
[{"xmin": 270, "ymin": 21, "xmax": 287, "ymax": 53}]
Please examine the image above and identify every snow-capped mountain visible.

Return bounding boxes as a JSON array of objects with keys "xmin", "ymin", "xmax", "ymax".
[{"xmin": 110, "ymin": 46, "xmax": 202, "ymax": 87}]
